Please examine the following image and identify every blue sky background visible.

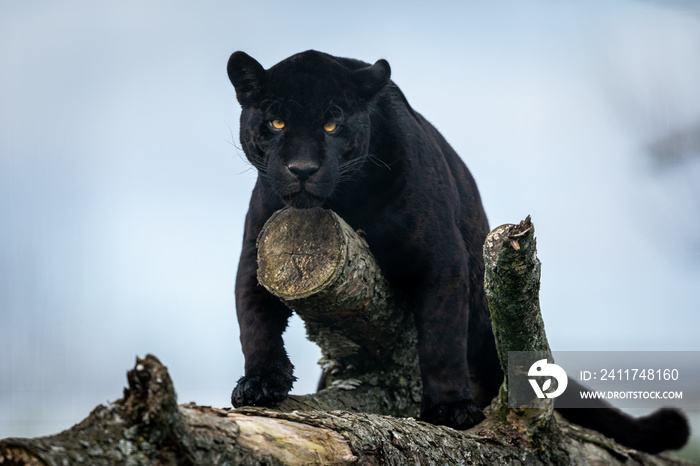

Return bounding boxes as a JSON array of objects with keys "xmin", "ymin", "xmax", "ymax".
[{"xmin": 2, "ymin": 0, "xmax": 699, "ymax": 448}]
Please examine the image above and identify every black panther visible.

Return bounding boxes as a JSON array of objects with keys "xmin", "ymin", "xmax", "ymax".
[{"xmin": 226, "ymin": 50, "xmax": 689, "ymax": 454}]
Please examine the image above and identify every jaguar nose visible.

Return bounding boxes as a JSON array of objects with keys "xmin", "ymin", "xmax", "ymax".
[{"xmin": 287, "ymin": 162, "xmax": 319, "ymax": 182}]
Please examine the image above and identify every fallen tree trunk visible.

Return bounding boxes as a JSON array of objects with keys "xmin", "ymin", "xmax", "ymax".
[
  {"xmin": 0, "ymin": 212, "xmax": 692, "ymax": 465},
  {"xmin": 1, "ymin": 355, "xmax": 690, "ymax": 465}
]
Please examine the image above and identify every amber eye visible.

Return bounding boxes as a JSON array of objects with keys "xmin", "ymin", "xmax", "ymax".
[
  {"xmin": 323, "ymin": 121, "xmax": 338, "ymax": 133},
  {"xmin": 269, "ymin": 120, "xmax": 285, "ymax": 131}
]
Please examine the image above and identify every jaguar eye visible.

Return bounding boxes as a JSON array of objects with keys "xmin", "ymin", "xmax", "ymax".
[
  {"xmin": 323, "ymin": 121, "xmax": 338, "ymax": 133},
  {"xmin": 269, "ymin": 120, "xmax": 285, "ymax": 131}
]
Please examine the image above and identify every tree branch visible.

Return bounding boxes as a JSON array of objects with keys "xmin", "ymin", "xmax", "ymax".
[{"xmin": 483, "ymin": 216, "xmax": 554, "ymax": 429}]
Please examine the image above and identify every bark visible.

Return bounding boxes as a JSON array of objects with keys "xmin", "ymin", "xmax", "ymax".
[
  {"xmin": 484, "ymin": 216, "xmax": 550, "ymax": 368},
  {"xmin": 483, "ymin": 216, "xmax": 554, "ymax": 429},
  {"xmin": 257, "ymin": 207, "xmax": 421, "ymax": 418},
  {"xmin": 1, "ymin": 213, "xmax": 692, "ymax": 465}
]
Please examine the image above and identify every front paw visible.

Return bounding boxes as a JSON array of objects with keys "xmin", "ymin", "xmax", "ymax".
[
  {"xmin": 231, "ymin": 371, "xmax": 296, "ymax": 408},
  {"xmin": 420, "ymin": 399, "xmax": 485, "ymax": 430}
]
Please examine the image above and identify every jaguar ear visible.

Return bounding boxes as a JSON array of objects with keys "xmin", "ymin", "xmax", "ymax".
[
  {"xmin": 353, "ymin": 59, "xmax": 391, "ymax": 99},
  {"xmin": 227, "ymin": 51, "xmax": 266, "ymax": 106}
]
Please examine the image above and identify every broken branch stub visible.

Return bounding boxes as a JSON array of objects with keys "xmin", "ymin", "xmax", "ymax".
[{"xmin": 483, "ymin": 216, "xmax": 554, "ymax": 424}]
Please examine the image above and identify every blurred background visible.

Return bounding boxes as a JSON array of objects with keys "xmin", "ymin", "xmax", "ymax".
[{"xmin": 2, "ymin": 0, "xmax": 699, "ymax": 459}]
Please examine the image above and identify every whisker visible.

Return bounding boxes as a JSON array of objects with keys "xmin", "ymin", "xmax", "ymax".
[
  {"xmin": 338, "ymin": 158, "xmax": 365, "ymax": 179},
  {"xmin": 367, "ymin": 154, "xmax": 393, "ymax": 171},
  {"xmin": 339, "ymin": 157, "xmax": 363, "ymax": 170},
  {"xmin": 234, "ymin": 166, "xmax": 259, "ymax": 176},
  {"xmin": 225, "ymin": 127, "xmax": 268, "ymax": 175}
]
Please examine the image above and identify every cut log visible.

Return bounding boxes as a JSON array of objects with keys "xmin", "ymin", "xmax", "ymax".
[{"xmin": 257, "ymin": 207, "xmax": 421, "ymax": 418}]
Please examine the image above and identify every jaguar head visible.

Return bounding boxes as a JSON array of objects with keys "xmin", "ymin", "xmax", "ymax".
[{"xmin": 227, "ymin": 50, "xmax": 391, "ymax": 208}]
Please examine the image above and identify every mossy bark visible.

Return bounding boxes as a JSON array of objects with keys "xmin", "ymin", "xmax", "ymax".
[
  {"xmin": 484, "ymin": 216, "xmax": 551, "ymax": 365},
  {"xmin": 483, "ymin": 216, "xmax": 554, "ymax": 432}
]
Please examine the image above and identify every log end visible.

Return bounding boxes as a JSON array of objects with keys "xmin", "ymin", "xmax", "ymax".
[{"xmin": 257, "ymin": 207, "xmax": 345, "ymax": 300}]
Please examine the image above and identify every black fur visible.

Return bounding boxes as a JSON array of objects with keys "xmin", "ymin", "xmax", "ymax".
[
  {"xmin": 227, "ymin": 50, "xmax": 689, "ymax": 453},
  {"xmin": 556, "ymin": 380, "xmax": 690, "ymax": 454}
]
